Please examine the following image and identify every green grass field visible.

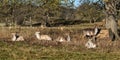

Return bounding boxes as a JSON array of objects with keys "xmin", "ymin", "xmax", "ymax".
[
  {"xmin": 0, "ymin": 41, "xmax": 120, "ymax": 60},
  {"xmin": 0, "ymin": 23, "xmax": 120, "ymax": 60}
]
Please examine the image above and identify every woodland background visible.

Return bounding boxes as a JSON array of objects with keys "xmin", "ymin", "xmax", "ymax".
[{"xmin": 0, "ymin": 0, "xmax": 119, "ymax": 27}]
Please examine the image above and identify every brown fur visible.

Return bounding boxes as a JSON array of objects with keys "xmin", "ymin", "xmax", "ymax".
[{"xmin": 96, "ymin": 29, "xmax": 109, "ymax": 39}]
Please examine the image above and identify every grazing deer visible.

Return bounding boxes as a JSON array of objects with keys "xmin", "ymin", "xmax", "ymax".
[
  {"xmin": 35, "ymin": 32, "xmax": 52, "ymax": 41},
  {"xmin": 56, "ymin": 33, "xmax": 71, "ymax": 42},
  {"xmin": 11, "ymin": 32, "xmax": 24, "ymax": 41},
  {"xmin": 85, "ymin": 38, "xmax": 96, "ymax": 48}
]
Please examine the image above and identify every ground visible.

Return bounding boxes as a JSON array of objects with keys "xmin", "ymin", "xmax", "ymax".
[
  {"xmin": 0, "ymin": 23, "xmax": 120, "ymax": 60},
  {"xmin": 0, "ymin": 41, "xmax": 120, "ymax": 60}
]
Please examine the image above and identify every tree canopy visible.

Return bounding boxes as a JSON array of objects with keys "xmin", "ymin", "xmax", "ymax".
[{"xmin": 0, "ymin": 0, "xmax": 119, "ymax": 27}]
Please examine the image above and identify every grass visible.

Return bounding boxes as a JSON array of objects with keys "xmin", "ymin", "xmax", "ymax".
[
  {"xmin": 0, "ymin": 23, "xmax": 120, "ymax": 60},
  {"xmin": 0, "ymin": 41, "xmax": 120, "ymax": 60}
]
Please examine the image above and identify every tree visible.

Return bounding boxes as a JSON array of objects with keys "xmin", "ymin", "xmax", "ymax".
[
  {"xmin": 76, "ymin": 1, "xmax": 103, "ymax": 23},
  {"xmin": 103, "ymin": 0, "xmax": 120, "ymax": 41},
  {"xmin": 60, "ymin": 0, "xmax": 75, "ymax": 20},
  {"xmin": 37, "ymin": 0, "xmax": 60, "ymax": 27}
]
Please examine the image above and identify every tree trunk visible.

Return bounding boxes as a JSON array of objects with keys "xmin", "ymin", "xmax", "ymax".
[
  {"xmin": 90, "ymin": 19, "xmax": 92, "ymax": 23},
  {"xmin": 30, "ymin": 17, "xmax": 32, "ymax": 27},
  {"xmin": 107, "ymin": 17, "xmax": 118, "ymax": 41},
  {"xmin": 104, "ymin": 0, "xmax": 120, "ymax": 41}
]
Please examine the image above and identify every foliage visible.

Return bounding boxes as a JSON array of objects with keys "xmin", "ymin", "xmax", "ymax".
[
  {"xmin": 0, "ymin": 0, "xmax": 119, "ymax": 26},
  {"xmin": 76, "ymin": 2, "xmax": 104, "ymax": 23}
]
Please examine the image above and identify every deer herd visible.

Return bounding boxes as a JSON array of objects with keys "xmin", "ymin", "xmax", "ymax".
[
  {"xmin": 11, "ymin": 25, "xmax": 109, "ymax": 49},
  {"xmin": 11, "ymin": 31, "xmax": 71, "ymax": 42}
]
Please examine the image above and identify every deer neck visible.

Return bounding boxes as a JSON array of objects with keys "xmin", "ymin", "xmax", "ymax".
[
  {"xmin": 12, "ymin": 35, "xmax": 16, "ymax": 41},
  {"xmin": 67, "ymin": 35, "xmax": 70, "ymax": 42},
  {"xmin": 35, "ymin": 33, "xmax": 40, "ymax": 39}
]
